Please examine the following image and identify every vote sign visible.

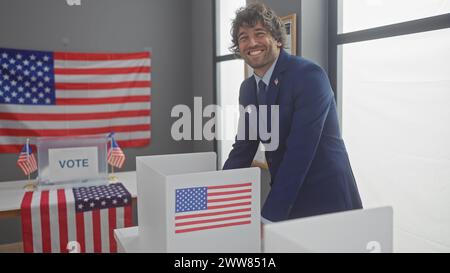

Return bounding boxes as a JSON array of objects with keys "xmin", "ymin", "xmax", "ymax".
[{"xmin": 48, "ymin": 147, "xmax": 99, "ymax": 182}]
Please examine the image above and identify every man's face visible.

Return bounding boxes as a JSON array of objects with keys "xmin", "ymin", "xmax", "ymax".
[{"xmin": 237, "ymin": 21, "xmax": 280, "ymax": 76}]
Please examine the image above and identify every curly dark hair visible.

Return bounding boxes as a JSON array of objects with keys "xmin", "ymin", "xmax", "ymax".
[{"xmin": 229, "ymin": 3, "xmax": 287, "ymax": 56}]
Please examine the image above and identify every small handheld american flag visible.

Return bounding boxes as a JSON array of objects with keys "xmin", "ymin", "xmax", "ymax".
[
  {"xmin": 17, "ymin": 139, "xmax": 38, "ymax": 176},
  {"xmin": 107, "ymin": 134, "xmax": 125, "ymax": 168}
]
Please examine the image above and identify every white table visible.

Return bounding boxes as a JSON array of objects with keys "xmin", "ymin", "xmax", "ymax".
[
  {"xmin": 114, "ymin": 226, "xmax": 269, "ymax": 253},
  {"xmin": 0, "ymin": 171, "xmax": 137, "ymax": 219}
]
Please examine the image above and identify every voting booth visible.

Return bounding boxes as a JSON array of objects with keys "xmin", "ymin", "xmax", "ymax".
[
  {"xmin": 263, "ymin": 206, "xmax": 393, "ymax": 253},
  {"xmin": 36, "ymin": 135, "xmax": 108, "ymax": 188},
  {"xmin": 136, "ymin": 152, "xmax": 261, "ymax": 252}
]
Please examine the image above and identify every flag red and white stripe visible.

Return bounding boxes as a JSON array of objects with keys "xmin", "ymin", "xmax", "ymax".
[
  {"xmin": 107, "ymin": 136, "xmax": 125, "ymax": 168},
  {"xmin": 21, "ymin": 187, "xmax": 132, "ymax": 253},
  {"xmin": 107, "ymin": 147, "xmax": 125, "ymax": 168},
  {"xmin": 0, "ymin": 48, "xmax": 151, "ymax": 153}
]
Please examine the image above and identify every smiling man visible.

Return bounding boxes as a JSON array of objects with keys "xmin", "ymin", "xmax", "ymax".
[
  {"xmin": 237, "ymin": 21, "xmax": 280, "ymax": 77},
  {"xmin": 223, "ymin": 3, "xmax": 363, "ymax": 223}
]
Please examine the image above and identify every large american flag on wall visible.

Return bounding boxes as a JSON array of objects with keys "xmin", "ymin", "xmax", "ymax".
[
  {"xmin": 0, "ymin": 47, "xmax": 151, "ymax": 153},
  {"xmin": 174, "ymin": 182, "xmax": 252, "ymax": 234},
  {"xmin": 20, "ymin": 183, "xmax": 133, "ymax": 253}
]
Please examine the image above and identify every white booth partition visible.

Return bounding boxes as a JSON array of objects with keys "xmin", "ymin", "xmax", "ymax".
[
  {"xmin": 263, "ymin": 206, "xmax": 393, "ymax": 253},
  {"xmin": 135, "ymin": 152, "xmax": 261, "ymax": 252}
]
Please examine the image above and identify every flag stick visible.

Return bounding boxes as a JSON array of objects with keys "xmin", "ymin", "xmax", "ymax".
[
  {"xmin": 107, "ymin": 133, "xmax": 119, "ymax": 183},
  {"xmin": 109, "ymin": 164, "xmax": 118, "ymax": 182},
  {"xmin": 26, "ymin": 138, "xmax": 30, "ymax": 182}
]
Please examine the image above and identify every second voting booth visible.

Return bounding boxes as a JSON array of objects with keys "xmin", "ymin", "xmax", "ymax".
[{"xmin": 135, "ymin": 152, "xmax": 261, "ymax": 252}]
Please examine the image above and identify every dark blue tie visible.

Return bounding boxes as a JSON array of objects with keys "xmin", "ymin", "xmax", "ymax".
[{"xmin": 257, "ymin": 80, "xmax": 267, "ymax": 106}]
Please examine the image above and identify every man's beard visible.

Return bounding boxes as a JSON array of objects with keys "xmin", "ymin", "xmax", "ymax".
[{"xmin": 243, "ymin": 47, "xmax": 277, "ymax": 71}]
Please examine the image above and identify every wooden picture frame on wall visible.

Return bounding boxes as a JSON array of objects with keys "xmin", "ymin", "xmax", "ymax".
[{"xmin": 281, "ymin": 13, "xmax": 297, "ymax": 56}]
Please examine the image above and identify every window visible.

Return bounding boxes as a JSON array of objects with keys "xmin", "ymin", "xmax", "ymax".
[
  {"xmin": 340, "ymin": 0, "xmax": 450, "ymax": 33},
  {"xmin": 331, "ymin": 0, "xmax": 450, "ymax": 252},
  {"xmin": 214, "ymin": 0, "xmax": 246, "ymax": 167},
  {"xmin": 216, "ymin": 0, "xmax": 246, "ymax": 55}
]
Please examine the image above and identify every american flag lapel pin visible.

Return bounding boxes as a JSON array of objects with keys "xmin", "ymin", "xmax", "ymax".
[{"xmin": 274, "ymin": 78, "xmax": 279, "ymax": 86}]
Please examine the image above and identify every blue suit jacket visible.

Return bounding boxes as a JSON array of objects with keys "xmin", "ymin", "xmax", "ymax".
[{"xmin": 223, "ymin": 49, "xmax": 362, "ymax": 221}]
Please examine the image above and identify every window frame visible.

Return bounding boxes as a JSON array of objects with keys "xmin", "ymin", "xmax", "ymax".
[
  {"xmin": 328, "ymin": 1, "xmax": 450, "ymax": 128},
  {"xmin": 213, "ymin": 0, "xmax": 245, "ymax": 167}
]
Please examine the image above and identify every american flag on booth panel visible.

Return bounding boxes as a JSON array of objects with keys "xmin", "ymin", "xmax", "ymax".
[
  {"xmin": 174, "ymin": 182, "xmax": 253, "ymax": 234},
  {"xmin": 0, "ymin": 47, "xmax": 151, "ymax": 153},
  {"xmin": 17, "ymin": 142, "xmax": 37, "ymax": 175},
  {"xmin": 20, "ymin": 183, "xmax": 132, "ymax": 253}
]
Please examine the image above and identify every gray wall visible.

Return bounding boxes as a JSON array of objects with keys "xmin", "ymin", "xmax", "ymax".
[
  {"xmin": 0, "ymin": 0, "xmax": 196, "ymax": 182},
  {"xmin": 0, "ymin": 0, "xmax": 216, "ymax": 244},
  {"xmin": 301, "ymin": 0, "xmax": 328, "ymax": 72},
  {"xmin": 192, "ymin": 0, "xmax": 215, "ymax": 153}
]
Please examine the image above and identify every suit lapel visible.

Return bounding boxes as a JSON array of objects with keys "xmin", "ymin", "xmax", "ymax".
[
  {"xmin": 266, "ymin": 49, "xmax": 289, "ymax": 106},
  {"xmin": 265, "ymin": 49, "xmax": 290, "ymax": 133}
]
